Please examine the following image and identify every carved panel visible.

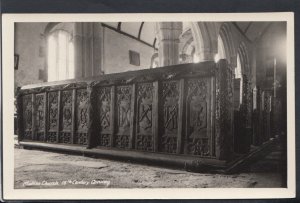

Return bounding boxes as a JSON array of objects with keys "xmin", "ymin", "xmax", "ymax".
[
  {"xmin": 114, "ymin": 134, "xmax": 130, "ymax": 149},
  {"xmin": 74, "ymin": 133, "xmax": 88, "ymax": 145},
  {"xmin": 35, "ymin": 94, "xmax": 45, "ymax": 141},
  {"xmin": 59, "ymin": 132, "xmax": 72, "ymax": 144},
  {"xmin": 115, "ymin": 86, "xmax": 132, "ymax": 149},
  {"xmin": 61, "ymin": 90, "xmax": 73, "ymax": 131},
  {"xmin": 48, "ymin": 92, "xmax": 59, "ymax": 131},
  {"xmin": 76, "ymin": 89, "xmax": 88, "ymax": 131},
  {"xmin": 47, "ymin": 132, "xmax": 57, "ymax": 143},
  {"xmin": 47, "ymin": 91, "xmax": 58, "ymax": 142},
  {"xmin": 22, "ymin": 94, "xmax": 32, "ymax": 140},
  {"xmin": 136, "ymin": 83, "xmax": 154, "ymax": 151},
  {"xmin": 59, "ymin": 90, "xmax": 73, "ymax": 144},
  {"xmin": 159, "ymin": 81, "xmax": 179, "ymax": 153},
  {"xmin": 75, "ymin": 89, "xmax": 88, "ymax": 145},
  {"xmin": 185, "ymin": 79, "xmax": 210, "ymax": 156},
  {"xmin": 99, "ymin": 134, "xmax": 110, "ymax": 147},
  {"xmin": 97, "ymin": 87, "xmax": 112, "ymax": 147},
  {"xmin": 98, "ymin": 87, "xmax": 111, "ymax": 132}
]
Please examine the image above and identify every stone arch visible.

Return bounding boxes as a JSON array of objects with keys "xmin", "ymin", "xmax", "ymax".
[
  {"xmin": 219, "ymin": 23, "xmax": 237, "ymax": 67},
  {"xmin": 189, "ymin": 22, "xmax": 218, "ymax": 61},
  {"xmin": 156, "ymin": 22, "xmax": 218, "ymax": 65},
  {"xmin": 44, "ymin": 22, "xmax": 60, "ymax": 36},
  {"xmin": 238, "ymin": 42, "xmax": 251, "ymax": 77}
]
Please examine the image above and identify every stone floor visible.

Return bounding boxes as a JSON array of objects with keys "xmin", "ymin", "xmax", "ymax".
[{"xmin": 14, "ymin": 145, "xmax": 286, "ymax": 189}]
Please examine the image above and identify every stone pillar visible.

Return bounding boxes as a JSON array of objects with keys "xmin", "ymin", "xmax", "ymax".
[
  {"xmin": 74, "ymin": 23, "xmax": 83, "ymax": 79},
  {"xmin": 157, "ymin": 22, "xmax": 182, "ymax": 66},
  {"xmin": 74, "ymin": 22, "xmax": 103, "ymax": 79}
]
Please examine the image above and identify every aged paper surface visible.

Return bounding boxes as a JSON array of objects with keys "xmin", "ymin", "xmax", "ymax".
[{"xmin": 2, "ymin": 13, "xmax": 295, "ymax": 199}]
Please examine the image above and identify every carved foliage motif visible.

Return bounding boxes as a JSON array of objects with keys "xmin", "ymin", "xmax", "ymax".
[
  {"xmin": 186, "ymin": 79, "xmax": 210, "ymax": 156},
  {"xmin": 115, "ymin": 86, "xmax": 132, "ymax": 149},
  {"xmin": 61, "ymin": 90, "xmax": 73, "ymax": 131},
  {"xmin": 160, "ymin": 81, "xmax": 179, "ymax": 153},
  {"xmin": 48, "ymin": 92, "xmax": 58, "ymax": 131},
  {"xmin": 115, "ymin": 134, "xmax": 130, "ymax": 149},
  {"xmin": 23, "ymin": 94, "xmax": 32, "ymax": 139},
  {"xmin": 75, "ymin": 133, "xmax": 88, "ymax": 145},
  {"xmin": 59, "ymin": 132, "xmax": 71, "ymax": 144},
  {"xmin": 99, "ymin": 134, "xmax": 110, "ymax": 147},
  {"xmin": 97, "ymin": 87, "xmax": 111, "ymax": 147},
  {"xmin": 47, "ymin": 132, "xmax": 57, "ymax": 143},
  {"xmin": 136, "ymin": 83, "xmax": 154, "ymax": 151},
  {"xmin": 188, "ymin": 138, "xmax": 210, "ymax": 156}
]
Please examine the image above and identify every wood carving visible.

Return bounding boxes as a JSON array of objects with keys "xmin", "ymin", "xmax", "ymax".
[
  {"xmin": 59, "ymin": 90, "xmax": 72, "ymax": 144},
  {"xmin": 136, "ymin": 83, "xmax": 154, "ymax": 151},
  {"xmin": 47, "ymin": 91, "xmax": 58, "ymax": 142},
  {"xmin": 160, "ymin": 81, "xmax": 179, "ymax": 153},
  {"xmin": 35, "ymin": 94, "xmax": 45, "ymax": 141},
  {"xmin": 97, "ymin": 86, "xmax": 112, "ymax": 147},
  {"xmin": 115, "ymin": 85, "xmax": 132, "ymax": 149},
  {"xmin": 185, "ymin": 79, "xmax": 210, "ymax": 156},
  {"xmin": 75, "ymin": 89, "xmax": 88, "ymax": 145},
  {"xmin": 22, "ymin": 94, "xmax": 33, "ymax": 140}
]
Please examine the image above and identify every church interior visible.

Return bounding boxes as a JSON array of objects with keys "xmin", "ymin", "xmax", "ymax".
[{"xmin": 14, "ymin": 21, "xmax": 287, "ymax": 179}]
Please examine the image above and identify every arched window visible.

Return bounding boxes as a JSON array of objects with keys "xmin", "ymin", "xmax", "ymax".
[
  {"xmin": 47, "ymin": 30, "xmax": 74, "ymax": 82},
  {"xmin": 150, "ymin": 52, "xmax": 159, "ymax": 68}
]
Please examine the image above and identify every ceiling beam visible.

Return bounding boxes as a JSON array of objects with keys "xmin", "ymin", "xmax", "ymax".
[
  {"xmin": 117, "ymin": 22, "xmax": 121, "ymax": 30},
  {"xmin": 138, "ymin": 22, "xmax": 144, "ymax": 39},
  {"xmin": 153, "ymin": 38, "xmax": 157, "ymax": 48},
  {"xmin": 102, "ymin": 23, "xmax": 157, "ymax": 50}
]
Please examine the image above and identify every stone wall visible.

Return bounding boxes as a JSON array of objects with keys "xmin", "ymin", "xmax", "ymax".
[
  {"xmin": 14, "ymin": 23, "xmax": 48, "ymax": 90},
  {"xmin": 102, "ymin": 27, "xmax": 155, "ymax": 74}
]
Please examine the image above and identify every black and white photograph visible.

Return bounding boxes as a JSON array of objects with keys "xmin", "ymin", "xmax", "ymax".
[{"xmin": 2, "ymin": 12, "xmax": 295, "ymax": 199}]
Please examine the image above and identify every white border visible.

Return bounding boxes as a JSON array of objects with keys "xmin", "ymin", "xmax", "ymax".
[{"xmin": 2, "ymin": 13, "xmax": 295, "ymax": 200}]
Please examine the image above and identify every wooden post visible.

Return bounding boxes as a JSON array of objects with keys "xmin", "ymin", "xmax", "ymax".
[
  {"xmin": 177, "ymin": 79, "xmax": 185, "ymax": 154},
  {"xmin": 129, "ymin": 84, "xmax": 137, "ymax": 149},
  {"xmin": 56, "ymin": 90, "xmax": 61, "ymax": 143},
  {"xmin": 152, "ymin": 81, "xmax": 159, "ymax": 152},
  {"xmin": 31, "ymin": 94, "xmax": 36, "ymax": 140},
  {"xmin": 110, "ymin": 86, "xmax": 116, "ymax": 147},
  {"xmin": 86, "ymin": 83, "xmax": 96, "ymax": 148},
  {"xmin": 43, "ymin": 92, "xmax": 48, "ymax": 142},
  {"xmin": 71, "ymin": 89, "xmax": 76, "ymax": 144}
]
